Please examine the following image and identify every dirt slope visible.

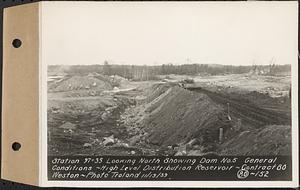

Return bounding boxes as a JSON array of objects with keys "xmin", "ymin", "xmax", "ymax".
[
  {"xmin": 49, "ymin": 75, "xmax": 113, "ymax": 92},
  {"xmin": 219, "ymin": 125, "xmax": 291, "ymax": 155},
  {"xmin": 190, "ymin": 88, "xmax": 291, "ymax": 128},
  {"xmin": 122, "ymin": 83, "xmax": 291, "ymax": 156},
  {"xmin": 123, "ymin": 84, "xmax": 227, "ymax": 147}
]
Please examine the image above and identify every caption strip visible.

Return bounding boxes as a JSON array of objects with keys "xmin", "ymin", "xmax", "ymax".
[{"xmin": 48, "ymin": 156, "xmax": 291, "ymax": 181}]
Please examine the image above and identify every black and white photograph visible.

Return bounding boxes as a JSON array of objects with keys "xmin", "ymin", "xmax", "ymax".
[
  {"xmin": 1, "ymin": 1, "xmax": 298, "ymax": 188},
  {"xmin": 46, "ymin": 2, "xmax": 295, "ymax": 157},
  {"xmin": 40, "ymin": 1, "xmax": 298, "ymax": 186}
]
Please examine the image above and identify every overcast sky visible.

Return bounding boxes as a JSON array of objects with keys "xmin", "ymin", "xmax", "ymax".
[{"xmin": 41, "ymin": 1, "xmax": 298, "ymax": 66}]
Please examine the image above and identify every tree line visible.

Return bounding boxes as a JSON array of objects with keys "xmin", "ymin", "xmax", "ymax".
[{"xmin": 49, "ymin": 62, "xmax": 291, "ymax": 81}]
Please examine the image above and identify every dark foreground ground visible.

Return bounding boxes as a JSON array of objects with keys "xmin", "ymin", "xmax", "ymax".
[{"xmin": 47, "ymin": 74, "xmax": 291, "ymax": 156}]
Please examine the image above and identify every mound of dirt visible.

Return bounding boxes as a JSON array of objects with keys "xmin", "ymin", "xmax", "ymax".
[
  {"xmin": 124, "ymin": 84, "xmax": 227, "ymax": 147},
  {"xmin": 49, "ymin": 75, "xmax": 113, "ymax": 92},
  {"xmin": 143, "ymin": 82, "xmax": 178, "ymax": 102},
  {"xmin": 219, "ymin": 125, "xmax": 291, "ymax": 155},
  {"xmin": 48, "ymin": 65, "xmax": 69, "ymax": 76}
]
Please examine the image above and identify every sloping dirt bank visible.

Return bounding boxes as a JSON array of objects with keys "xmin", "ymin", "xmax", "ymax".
[
  {"xmin": 48, "ymin": 75, "xmax": 113, "ymax": 92},
  {"xmin": 189, "ymin": 87, "xmax": 291, "ymax": 128},
  {"xmin": 120, "ymin": 83, "xmax": 231, "ymax": 154},
  {"xmin": 144, "ymin": 87, "xmax": 226, "ymax": 146},
  {"xmin": 48, "ymin": 79, "xmax": 291, "ymax": 156},
  {"xmin": 219, "ymin": 125, "xmax": 291, "ymax": 155},
  {"xmin": 121, "ymin": 82, "xmax": 291, "ymax": 156}
]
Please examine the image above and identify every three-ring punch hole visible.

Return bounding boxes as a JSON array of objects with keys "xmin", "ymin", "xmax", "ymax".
[
  {"xmin": 12, "ymin": 39, "xmax": 22, "ymax": 48},
  {"xmin": 12, "ymin": 142, "xmax": 21, "ymax": 151}
]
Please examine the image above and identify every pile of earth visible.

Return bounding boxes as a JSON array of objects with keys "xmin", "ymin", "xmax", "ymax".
[
  {"xmin": 219, "ymin": 125, "xmax": 291, "ymax": 155},
  {"xmin": 48, "ymin": 65, "xmax": 69, "ymax": 76},
  {"xmin": 48, "ymin": 75, "xmax": 113, "ymax": 92},
  {"xmin": 143, "ymin": 86, "xmax": 227, "ymax": 147},
  {"xmin": 143, "ymin": 82, "xmax": 177, "ymax": 102},
  {"xmin": 121, "ymin": 83, "xmax": 229, "ymax": 151},
  {"xmin": 120, "ymin": 82, "xmax": 292, "ymax": 156}
]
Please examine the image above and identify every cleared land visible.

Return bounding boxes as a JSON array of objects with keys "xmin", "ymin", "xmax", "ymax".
[{"xmin": 48, "ymin": 72, "xmax": 291, "ymax": 156}]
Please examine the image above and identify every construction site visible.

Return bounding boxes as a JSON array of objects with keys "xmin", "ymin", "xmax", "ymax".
[{"xmin": 47, "ymin": 65, "xmax": 292, "ymax": 156}]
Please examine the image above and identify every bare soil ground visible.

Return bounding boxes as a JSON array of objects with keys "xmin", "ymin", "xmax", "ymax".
[
  {"xmin": 219, "ymin": 125, "xmax": 291, "ymax": 156},
  {"xmin": 48, "ymin": 73, "xmax": 291, "ymax": 156}
]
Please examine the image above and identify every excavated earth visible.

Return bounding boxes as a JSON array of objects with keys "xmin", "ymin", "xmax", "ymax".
[{"xmin": 48, "ymin": 77, "xmax": 292, "ymax": 156}]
